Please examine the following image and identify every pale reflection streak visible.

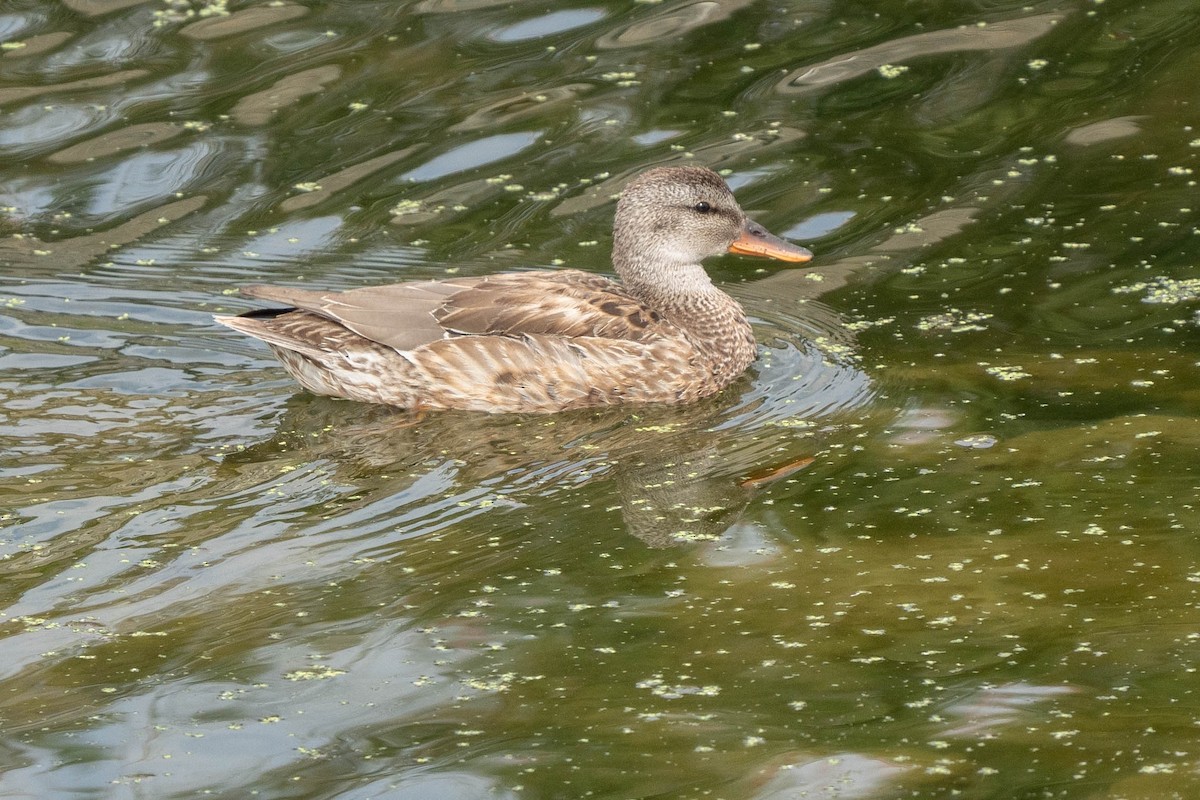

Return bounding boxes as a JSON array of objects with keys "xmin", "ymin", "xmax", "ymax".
[
  {"xmin": 776, "ymin": 13, "xmax": 1065, "ymax": 94},
  {"xmin": 745, "ymin": 753, "xmax": 911, "ymax": 800},
  {"xmin": 0, "ymin": 68, "xmax": 149, "ymax": 107},
  {"xmin": 1064, "ymin": 116, "xmax": 1146, "ymax": 146},
  {"xmin": 46, "ymin": 121, "xmax": 186, "ymax": 164},
  {"xmin": 941, "ymin": 682, "xmax": 1078, "ymax": 737},
  {"xmin": 230, "ymin": 65, "xmax": 343, "ymax": 127},
  {"xmin": 449, "ymin": 83, "xmax": 593, "ymax": 132},
  {"xmin": 60, "ymin": 0, "xmax": 147, "ymax": 16},
  {"xmin": 178, "ymin": 2, "xmax": 309, "ymax": 41},
  {"xmin": 0, "ymin": 31, "xmax": 73, "ymax": 58},
  {"xmin": 596, "ymin": 0, "xmax": 755, "ymax": 49},
  {"xmin": 0, "ymin": 196, "xmax": 206, "ymax": 270},
  {"xmin": 277, "ymin": 147, "xmax": 419, "ymax": 213},
  {"xmin": 415, "ymin": 0, "xmax": 535, "ymax": 12}
]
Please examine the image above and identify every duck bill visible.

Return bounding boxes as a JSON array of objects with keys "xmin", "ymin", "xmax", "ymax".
[{"xmin": 728, "ymin": 219, "xmax": 813, "ymax": 263}]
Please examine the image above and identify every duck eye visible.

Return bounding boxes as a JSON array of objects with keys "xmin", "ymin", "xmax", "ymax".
[{"xmin": 693, "ymin": 201, "xmax": 712, "ymax": 214}]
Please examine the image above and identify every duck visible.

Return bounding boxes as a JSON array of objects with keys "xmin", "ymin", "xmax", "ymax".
[{"xmin": 215, "ymin": 165, "xmax": 812, "ymax": 413}]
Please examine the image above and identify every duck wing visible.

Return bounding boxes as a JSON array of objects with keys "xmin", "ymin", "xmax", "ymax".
[
  {"xmin": 237, "ymin": 270, "xmax": 668, "ymax": 354},
  {"xmin": 239, "ymin": 279, "xmax": 475, "ymax": 353},
  {"xmin": 432, "ymin": 271, "xmax": 666, "ymax": 343}
]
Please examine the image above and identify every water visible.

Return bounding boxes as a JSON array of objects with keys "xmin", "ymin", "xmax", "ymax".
[{"xmin": 2, "ymin": 1, "xmax": 1199, "ymax": 797}]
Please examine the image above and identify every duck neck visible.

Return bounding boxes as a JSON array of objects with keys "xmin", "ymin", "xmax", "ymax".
[
  {"xmin": 614, "ymin": 249, "xmax": 757, "ymax": 378},
  {"xmin": 616, "ymin": 254, "xmax": 718, "ymax": 308}
]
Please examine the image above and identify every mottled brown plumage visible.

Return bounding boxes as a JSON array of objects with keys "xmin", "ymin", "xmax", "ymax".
[{"xmin": 215, "ymin": 165, "xmax": 812, "ymax": 413}]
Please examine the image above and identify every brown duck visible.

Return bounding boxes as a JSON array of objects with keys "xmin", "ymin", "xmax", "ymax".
[{"xmin": 216, "ymin": 166, "xmax": 812, "ymax": 413}]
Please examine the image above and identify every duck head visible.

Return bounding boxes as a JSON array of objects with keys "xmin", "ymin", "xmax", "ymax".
[{"xmin": 611, "ymin": 165, "xmax": 812, "ymax": 299}]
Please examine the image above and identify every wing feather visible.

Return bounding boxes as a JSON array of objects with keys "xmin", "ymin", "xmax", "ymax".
[
  {"xmin": 432, "ymin": 271, "xmax": 669, "ymax": 342},
  {"xmin": 230, "ymin": 270, "xmax": 672, "ymax": 355},
  {"xmin": 239, "ymin": 279, "xmax": 478, "ymax": 352}
]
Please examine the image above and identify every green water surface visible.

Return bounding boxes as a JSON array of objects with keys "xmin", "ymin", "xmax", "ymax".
[{"xmin": 2, "ymin": 1, "xmax": 1199, "ymax": 797}]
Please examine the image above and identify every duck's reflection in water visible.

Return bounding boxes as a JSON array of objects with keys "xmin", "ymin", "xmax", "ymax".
[{"xmin": 222, "ymin": 355, "xmax": 870, "ymax": 550}]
